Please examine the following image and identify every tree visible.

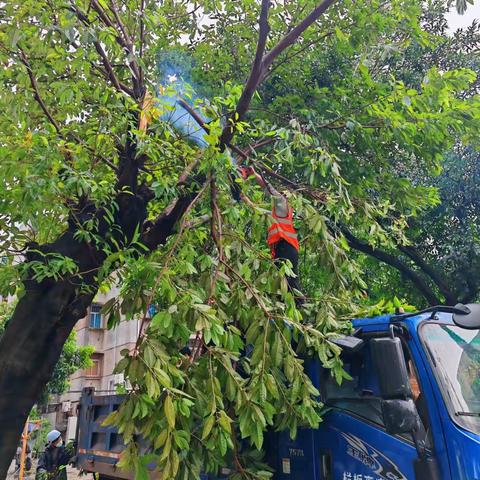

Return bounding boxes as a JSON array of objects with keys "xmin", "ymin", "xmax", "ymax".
[
  {"xmin": 0, "ymin": 0, "xmax": 478, "ymax": 477},
  {"xmin": 0, "ymin": 303, "xmax": 93, "ymax": 405},
  {"xmin": 335, "ymin": 2, "xmax": 480, "ymax": 306}
]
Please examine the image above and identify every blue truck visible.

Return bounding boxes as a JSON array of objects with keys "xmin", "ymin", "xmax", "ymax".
[{"xmin": 75, "ymin": 304, "xmax": 480, "ymax": 479}]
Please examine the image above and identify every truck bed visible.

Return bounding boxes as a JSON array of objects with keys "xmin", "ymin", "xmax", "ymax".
[{"xmin": 75, "ymin": 388, "xmax": 223, "ymax": 480}]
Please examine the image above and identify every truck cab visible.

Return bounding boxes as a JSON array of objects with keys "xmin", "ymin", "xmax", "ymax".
[
  {"xmin": 271, "ymin": 306, "xmax": 480, "ymax": 480},
  {"xmin": 76, "ymin": 305, "xmax": 480, "ymax": 480}
]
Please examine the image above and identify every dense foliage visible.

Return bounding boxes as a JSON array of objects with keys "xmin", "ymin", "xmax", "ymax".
[
  {"xmin": 0, "ymin": 0, "xmax": 478, "ymax": 478},
  {"xmin": 346, "ymin": 2, "xmax": 480, "ymax": 306}
]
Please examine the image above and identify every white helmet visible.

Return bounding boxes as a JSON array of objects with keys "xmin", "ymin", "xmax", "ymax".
[{"xmin": 46, "ymin": 430, "xmax": 61, "ymax": 444}]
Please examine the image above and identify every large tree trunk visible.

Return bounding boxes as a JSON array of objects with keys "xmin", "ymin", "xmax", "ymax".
[
  {"xmin": 0, "ymin": 188, "xmax": 194, "ymax": 476},
  {"xmin": 0, "ymin": 285, "xmax": 95, "ymax": 475},
  {"xmin": 0, "ymin": 230, "xmax": 103, "ymax": 478}
]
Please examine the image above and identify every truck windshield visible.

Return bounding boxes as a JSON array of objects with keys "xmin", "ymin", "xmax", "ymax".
[{"xmin": 420, "ymin": 323, "xmax": 480, "ymax": 436}]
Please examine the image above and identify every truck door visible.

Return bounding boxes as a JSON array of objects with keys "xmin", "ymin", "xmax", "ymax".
[{"xmin": 315, "ymin": 338, "xmax": 431, "ymax": 480}]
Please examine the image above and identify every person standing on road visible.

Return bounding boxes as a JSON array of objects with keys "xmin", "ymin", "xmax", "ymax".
[{"xmin": 36, "ymin": 430, "xmax": 74, "ymax": 480}]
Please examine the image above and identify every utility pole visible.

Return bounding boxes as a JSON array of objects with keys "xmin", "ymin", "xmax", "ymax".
[{"xmin": 18, "ymin": 419, "xmax": 28, "ymax": 480}]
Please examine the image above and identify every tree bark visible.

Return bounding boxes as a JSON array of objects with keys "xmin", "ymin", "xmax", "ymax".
[{"xmin": 0, "ymin": 288, "xmax": 94, "ymax": 472}]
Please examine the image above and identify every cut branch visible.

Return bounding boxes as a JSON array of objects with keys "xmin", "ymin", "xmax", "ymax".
[
  {"xmin": 240, "ymin": 137, "xmax": 278, "ymax": 158},
  {"xmin": 255, "ymin": 160, "xmax": 328, "ymax": 203}
]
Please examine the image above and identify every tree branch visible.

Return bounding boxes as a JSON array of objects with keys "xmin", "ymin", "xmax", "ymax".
[
  {"xmin": 91, "ymin": 63, "xmax": 135, "ymax": 96},
  {"xmin": 89, "ymin": 0, "xmax": 118, "ymax": 31},
  {"xmin": 108, "ymin": 0, "xmax": 142, "ymax": 94},
  {"xmin": 397, "ymin": 245, "xmax": 457, "ymax": 304},
  {"xmin": 219, "ymin": 0, "xmax": 271, "ymax": 147},
  {"xmin": 89, "ymin": 0, "xmax": 142, "ymax": 97},
  {"xmin": 18, "ymin": 48, "xmax": 118, "ymax": 172},
  {"xmin": 254, "ymin": 160, "xmax": 328, "ymax": 203},
  {"xmin": 239, "ymin": 137, "xmax": 278, "ymax": 158},
  {"xmin": 109, "ymin": 0, "xmax": 135, "ymax": 50},
  {"xmin": 140, "ymin": 177, "xmax": 208, "ymax": 252},
  {"xmin": 219, "ymin": 0, "xmax": 337, "ymax": 147},
  {"xmin": 93, "ymin": 42, "xmax": 134, "ymax": 96},
  {"xmin": 262, "ymin": 0, "xmax": 337, "ymax": 70},
  {"xmin": 139, "ymin": 0, "xmax": 145, "ymax": 82},
  {"xmin": 18, "ymin": 49, "xmax": 62, "ymax": 135},
  {"xmin": 340, "ymin": 226, "xmax": 441, "ymax": 305},
  {"xmin": 177, "ymin": 98, "xmax": 277, "ymax": 162},
  {"xmin": 457, "ymin": 256, "xmax": 480, "ymax": 304},
  {"xmin": 263, "ymin": 30, "xmax": 335, "ymax": 81},
  {"xmin": 69, "ymin": 2, "xmax": 135, "ymax": 97}
]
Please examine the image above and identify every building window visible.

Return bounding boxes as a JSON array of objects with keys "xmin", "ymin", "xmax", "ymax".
[
  {"xmin": 89, "ymin": 304, "xmax": 103, "ymax": 329},
  {"xmin": 85, "ymin": 353, "xmax": 103, "ymax": 378}
]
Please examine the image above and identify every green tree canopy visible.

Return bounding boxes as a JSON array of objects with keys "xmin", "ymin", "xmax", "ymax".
[
  {"xmin": 0, "ymin": 0, "xmax": 478, "ymax": 478},
  {"xmin": 343, "ymin": 2, "xmax": 480, "ymax": 306}
]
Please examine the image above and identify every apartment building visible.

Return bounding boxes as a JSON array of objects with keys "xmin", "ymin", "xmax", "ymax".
[{"xmin": 52, "ymin": 289, "xmax": 146, "ymax": 438}]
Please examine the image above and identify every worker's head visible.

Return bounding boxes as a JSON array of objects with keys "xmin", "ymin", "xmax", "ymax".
[{"xmin": 46, "ymin": 430, "xmax": 62, "ymax": 448}]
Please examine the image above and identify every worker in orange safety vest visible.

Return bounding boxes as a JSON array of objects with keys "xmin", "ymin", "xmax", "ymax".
[{"xmin": 241, "ymin": 166, "xmax": 304, "ymax": 303}]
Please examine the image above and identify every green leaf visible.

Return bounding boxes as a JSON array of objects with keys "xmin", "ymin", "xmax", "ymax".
[
  {"xmin": 201, "ymin": 415, "xmax": 215, "ymax": 440},
  {"xmin": 164, "ymin": 395, "xmax": 175, "ymax": 429},
  {"xmin": 218, "ymin": 410, "xmax": 232, "ymax": 434}
]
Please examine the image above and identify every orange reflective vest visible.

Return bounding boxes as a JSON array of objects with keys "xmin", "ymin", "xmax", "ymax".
[{"xmin": 267, "ymin": 205, "xmax": 299, "ymax": 254}]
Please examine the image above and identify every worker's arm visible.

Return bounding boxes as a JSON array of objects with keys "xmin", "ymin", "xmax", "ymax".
[
  {"xmin": 60, "ymin": 443, "xmax": 76, "ymax": 464},
  {"xmin": 242, "ymin": 166, "xmax": 289, "ymax": 217}
]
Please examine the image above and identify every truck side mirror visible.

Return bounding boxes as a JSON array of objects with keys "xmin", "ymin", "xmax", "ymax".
[
  {"xmin": 370, "ymin": 337, "xmax": 412, "ymax": 399},
  {"xmin": 381, "ymin": 398, "xmax": 421, "ymax": 435},
  {"xmin": 453, "ymin": 303, "xmax": 480, "ymax": 329}
]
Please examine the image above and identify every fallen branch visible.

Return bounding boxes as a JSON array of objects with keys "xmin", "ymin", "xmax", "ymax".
[{"xmin": 135, "ymin": 179, "xmax": 210, "ymax": 352}]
